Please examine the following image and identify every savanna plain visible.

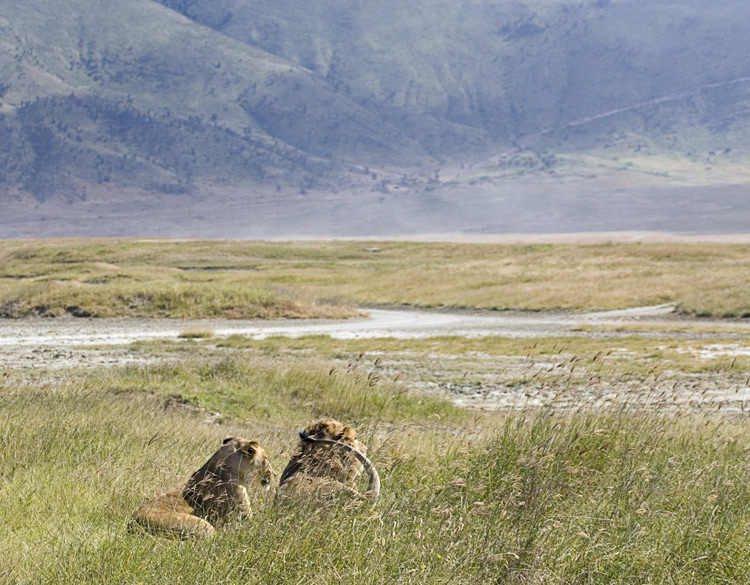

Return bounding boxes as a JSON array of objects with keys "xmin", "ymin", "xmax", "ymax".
[{"xmin": 4, "ymin": 239, "xmax": 750, "ymax": 584}]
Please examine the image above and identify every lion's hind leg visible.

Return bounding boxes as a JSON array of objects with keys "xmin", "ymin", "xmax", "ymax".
[{"xmin": 131, "ymin": 490, "xmax": 216, "ymax": 538}]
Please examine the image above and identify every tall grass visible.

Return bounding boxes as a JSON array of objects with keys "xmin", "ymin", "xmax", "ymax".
[
  {"xmin": 0, "ymin": 279, "xmax": 357, "ymax": 319},
  {"xmin": 92, "ymin": 352, "xmax": 459, "ymax": 423},
  {"xmin": 4, "ymin": 238, "xmax": 750, "ymax": 582},
  {"xmin": 3, "ymin": 355, "xmax": 750, "ymax": 583}
]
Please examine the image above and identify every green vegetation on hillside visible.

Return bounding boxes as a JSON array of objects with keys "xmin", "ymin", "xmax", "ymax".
[
  {"xmin": 3, "ymin": 0, "xmax": 750, "ymax": 205},
  {"xmin": 2, "ymin": 239, "xmax": 750, "ymax": 318}
]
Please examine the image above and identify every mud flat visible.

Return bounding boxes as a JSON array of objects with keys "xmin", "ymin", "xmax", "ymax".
[
  {"xmin": 0, "ymin": 304, "xmax": 707, "ymax": 369},
  {"xmin": 2, "ymin": 305, "xmax": 749, "ymax": 413},
  {"xmin": 0, "ymin": 304, "xmax": 728, "ymax": 350}
]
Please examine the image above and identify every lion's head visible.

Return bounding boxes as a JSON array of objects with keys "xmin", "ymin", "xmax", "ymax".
[
  {"xmin": 213, "ymin": 436, "xmax": 276, "ymax": 490},
  {"xmin": 279, "ymin": 418, "xmax": 366, "ymax": 488},
  {"xmin": 184, "ymin": 436, "xmax": 276, "ymax": 521}
]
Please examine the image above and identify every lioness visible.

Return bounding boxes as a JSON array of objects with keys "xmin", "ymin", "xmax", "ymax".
[
  {"xmin": 276, "ymin": 418, "xmax": 380, "ymax": 503},
  {"xmin": 131, "ymin": 436, "xmax": 276, "ymax": 537}
]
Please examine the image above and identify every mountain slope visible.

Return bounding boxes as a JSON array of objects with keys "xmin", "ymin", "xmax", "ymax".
[
  {"xmin": 159, "ymin": 0, "xmax": 750, "ymax": 149},
  {"xmin": 3, "ymin": 0, "xmax": 750, "ymax": 236},
  {"xmin": 0, "ymin": 0, "xmax": 461, "ymax": 203}
]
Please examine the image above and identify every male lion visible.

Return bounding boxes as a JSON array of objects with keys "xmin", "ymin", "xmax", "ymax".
[
  {"xmin": 276, "ymin": 418, "xmax": 380, "ymax": 503},
  {"xmin": 131, "ymin": 436, "xmax": 276, "ymax": 537}
]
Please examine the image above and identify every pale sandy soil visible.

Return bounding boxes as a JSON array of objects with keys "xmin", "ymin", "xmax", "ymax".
[
  {"xmin": 394, "ymin": 348, "xmax": 750, "ymax": 414},
  {"xmin": 2, "ymin": 306, "xmax": 749, "ymax": 413}
]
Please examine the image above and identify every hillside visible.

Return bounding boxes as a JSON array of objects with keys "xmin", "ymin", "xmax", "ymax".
[
  {"xmin": 163, "ymin": 0, "xmax": 750, "ymax": 150},
  {"xmin": 0, "ymin": 0, "xmax": 433, "ymax": 200},
  {"xmin": 3, "ymin": 0, "xmax": 750, "ymax": 237}
]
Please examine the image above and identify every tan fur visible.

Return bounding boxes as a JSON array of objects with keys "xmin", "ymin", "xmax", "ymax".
[
  {"xmin": 276, "ymin": 418, "xmax": 379, "ymax": 503},
  {"xmin": 131, "ymin": 437, "xmax": 275, "ymax": 537}
]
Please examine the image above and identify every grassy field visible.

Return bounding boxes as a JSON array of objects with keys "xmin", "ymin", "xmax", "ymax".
[
  {"xmin": 3, "ymin": 341, "xmax": 750, "ymax": 584},
  {"xmin": 135, "ymin": 331, "xmax": 750, "ymax": 414},
  {"xmin": 4, "ymin": 239, "xmax": 750, "ymax": 583},
  {"xmin": 3, "ymin": 238, "xmax": 750, "ymax": 317}
]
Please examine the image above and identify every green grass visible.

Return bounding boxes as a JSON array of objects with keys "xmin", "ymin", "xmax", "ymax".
[
  {"xmin": 4, "ymin": 355, "xmax": 750, "ymax": 584},
  {"xmin": 91, "ymin": 352, "xmax": 460, "ymax": 423},
  {"xmin": 211, "ymin": 333, "xmax": 750, "ymax": 374},
  {"xmin": 4, "ymin": 239, "xmax": 750, "ymax": 318},
  {"xmin": 5, "ymin": 239, "xmax": 750, "ymax": 582}
]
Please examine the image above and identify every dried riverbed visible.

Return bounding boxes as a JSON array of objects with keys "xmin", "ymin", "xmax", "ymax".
[{"xmin": 2, "ymin": 306, "xmax": 750, "ymax": 413}]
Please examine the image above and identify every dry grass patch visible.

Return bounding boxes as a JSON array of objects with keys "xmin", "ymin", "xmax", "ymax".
[
  {"xmin": 178, "ymin": 325, "xmax": 216, "ymax": 339},
  {"xmin": 3, "ymin": 239, "xmax": 750, "ymax": 317}
]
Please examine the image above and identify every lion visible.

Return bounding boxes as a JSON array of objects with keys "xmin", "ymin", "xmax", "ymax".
[
  {"xmin": 131, "ymin": 436, "xmax": 276, "ymax": 537},
  {"xmin": 276, "ymin": 418, "xmax": 380, "ymax": 503}
]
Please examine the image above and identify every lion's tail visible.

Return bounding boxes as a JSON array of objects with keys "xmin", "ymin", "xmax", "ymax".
[{"xmin": 299, "ymin": 432, "xmax": 380, "ymax": 501}]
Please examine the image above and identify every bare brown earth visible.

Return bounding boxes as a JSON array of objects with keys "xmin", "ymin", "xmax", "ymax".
[{"xmin": 3, "ymin": 305, "xmax": 750, "ymax": 414}]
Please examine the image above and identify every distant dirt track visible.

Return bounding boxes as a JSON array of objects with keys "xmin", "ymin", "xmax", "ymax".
[
  {"xmin": 0, "ymin": 304, "xmax": 696, "ymax": 349},
  {"xmin": 0, "ymin": 304, "xmax": 745, "ymax": 369},
  {"xmin": 3, "ymin": 306, "xmax": 750, "ymax": 412}
]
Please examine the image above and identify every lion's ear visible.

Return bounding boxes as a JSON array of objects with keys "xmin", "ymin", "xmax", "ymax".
[
  {"xmin": 223, "ymin": 436, "xmax": 235, "ymax": 444},
  {"xmin": 242, "ymin": 442, "xmax": 258, "ymax": 456}
]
